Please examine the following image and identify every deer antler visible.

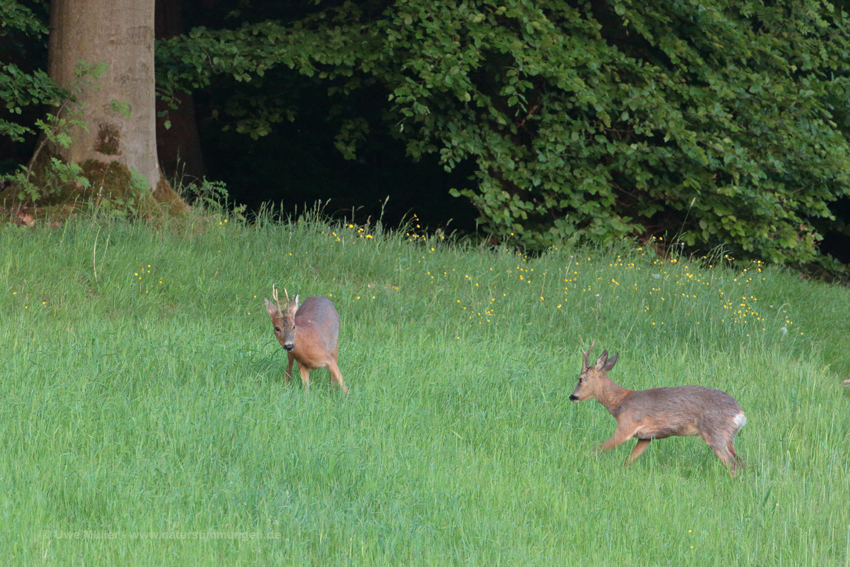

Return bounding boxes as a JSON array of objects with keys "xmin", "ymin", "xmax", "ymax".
[
  {"xmin": 272, "ymin": 284, "xmax": 282, "ymax": 311},
  {"xmin": 284, "ymin": 287, "xmax": 291, "ymax": 303},
  {"xmin": 582, "ymin": 339, "xmax": 595, "ymax": 369}
]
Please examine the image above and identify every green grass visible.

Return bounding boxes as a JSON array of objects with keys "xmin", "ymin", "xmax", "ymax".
[{"xmin": 1, "ymin": 213, "xmax": 848, "ymax": 565}]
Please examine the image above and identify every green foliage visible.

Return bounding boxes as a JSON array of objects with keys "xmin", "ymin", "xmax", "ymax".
[
  {"xmin": 0, "ymin": 64, "xmax": 65, "ymax": 142},
  {"xmin": 5, "ymin": 155, "xmax": 88, "ymax": 203},
  {"xmin": 155, "ymin": 20, "xmax": 306, "ymax": 140},
  {"xmin": 176, "ymin": 176, "xmax": 247, "ymax": 220},
  {"xmin": 1, "ymin": 218, "xmax": 849, "ymax": 565},
  {"xmin": 0, "ymin": 0, "xmax": 46, "ymax": 36},
  {"xmin": 156, "ymin": 0, "xmax": 850, "ymax": 266},
  {"xmin": 109, "ymin": 98, "xmax": 132, "ymax": 118},
  {"xmin": 1, "ymin": 63, "xmax": 104, "ymax": 205},
  {"xmin": 0, "ymin": 1, "xmax": 66, "ymax": 142},
  {"xmin": 2, "ymin": 102, "xmax": 91, "ymax": 203}
]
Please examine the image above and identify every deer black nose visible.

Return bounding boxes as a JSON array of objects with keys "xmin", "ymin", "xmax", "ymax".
[
  {"xmin": 569, "ymin": 394, "xmax": 579, "ymax": 401},
  {"xmin": 284, "ymin": 343, "xmax": 294, "ymax": 352}
]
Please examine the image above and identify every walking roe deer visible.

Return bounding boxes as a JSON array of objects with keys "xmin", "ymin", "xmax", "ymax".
[
  {"xmin": 569, "ymin": 341, "xmax": 746, "ymax": 474},
  {"xmin": 264, "ymin": 285, "xmax": 348, "ymax": 393}
]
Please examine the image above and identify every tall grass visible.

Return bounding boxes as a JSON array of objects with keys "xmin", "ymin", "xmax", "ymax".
[{"xmin": 1, "ymin": 212, "xmax": 848, "ymax": 565}]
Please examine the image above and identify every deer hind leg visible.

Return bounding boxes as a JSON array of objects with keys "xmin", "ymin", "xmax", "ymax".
[
  {"xmin": 705, "ymin": 431, "xmax": 741, "ymax": 474},
  {"xmin": 712, "ymin": 447, "xmax": 738, "ymax": 475},
  {"xmin": 625, "ymin": 439, "xmax": 651, "ymax": 467},
  {"xmin": 727, "ymin": 439, "xmax": 744, "ymax": 471},
  {"xmin": 706, "ymin": 436, "xmax": 740, "ymax": 475},
  {"xmin": 327, "ymin": 359, "xmax": 348, "ymax": 394}
]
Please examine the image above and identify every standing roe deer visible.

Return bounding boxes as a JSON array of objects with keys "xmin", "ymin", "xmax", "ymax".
[
  {"xmin": 264, "ymin": 285, "xmax": 348, "ymax": 393},
  {"xmin": 569, "ymin": 341, "xmax": 746, "ymax": 474}
]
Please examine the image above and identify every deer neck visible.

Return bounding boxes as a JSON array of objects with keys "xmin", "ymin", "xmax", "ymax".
[{"xmin": 594, "ymin": 375, "xmax": 634, "ymax": 417}]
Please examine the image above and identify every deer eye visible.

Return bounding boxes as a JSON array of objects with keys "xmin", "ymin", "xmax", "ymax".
[{"xmin": 274, "ymin": 326, "xmax": 281, "ymax": 332}]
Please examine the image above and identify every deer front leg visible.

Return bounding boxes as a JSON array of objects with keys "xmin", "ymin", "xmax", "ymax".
[
  {"xmin": 285, "ymin": 352, "xmax": 295, "ymax": 382},
  {"xmin": 297, "ymin": 363, "xmax": 311, "ymax": 390},
  {"xmin": 597, "ymin": 423, "xmax": 639, "ymax": 453}
]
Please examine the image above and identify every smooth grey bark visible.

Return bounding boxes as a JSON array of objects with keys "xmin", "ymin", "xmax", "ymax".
[{"xmin": 48, "ymin": 0, "xmax": 164, "ymax": 191}]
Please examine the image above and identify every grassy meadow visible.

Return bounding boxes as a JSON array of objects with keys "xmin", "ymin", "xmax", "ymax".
[{"xmin": 1, "ymin": 211, "xmax": 849, "ymax": 565}]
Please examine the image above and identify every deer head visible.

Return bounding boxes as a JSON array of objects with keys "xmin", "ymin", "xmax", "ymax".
[
  {"xmin": 569, "ymin": 340, "xmax": 619, "ymax": 402},
  {"xmin": 264, "ymin": 284, "xmax": 300, "ymax": 351}
]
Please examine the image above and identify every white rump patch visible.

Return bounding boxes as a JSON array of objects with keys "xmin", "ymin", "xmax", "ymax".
[{"xmin": 733, "ymin": 412, "xmax": 747, "ymax": 431}]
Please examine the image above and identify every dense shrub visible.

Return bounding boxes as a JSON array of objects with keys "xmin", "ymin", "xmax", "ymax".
[{"xmin": 156, "ymin": 0, "xmax": 850, "ymax": 265}]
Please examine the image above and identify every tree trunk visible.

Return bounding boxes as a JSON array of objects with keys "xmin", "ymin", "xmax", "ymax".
[
  {"xmin": 155, "ymin": 0, "xmax": 206, "ymax": 183},
  {"xmin": 48, "ymin": 0, "xmax": 165, "ymax": 193}
]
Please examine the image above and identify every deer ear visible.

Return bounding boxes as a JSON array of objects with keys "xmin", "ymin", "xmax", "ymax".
[
  {"xmin": 286, "ymin": 294, "xmax": 301, "ymax": 316},
  {"xmin": 595, "ymin": 350, "xmax": 609, "ymax": 371},
  {"xmin": 264, "ymin": 297, "xmax": 279, "ymax": 318},
  {"xmin": 602, "ymin": 352, "xmax": 618, "ymax": 372}
]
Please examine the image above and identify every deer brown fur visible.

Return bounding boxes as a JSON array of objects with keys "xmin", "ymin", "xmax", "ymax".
[
  {"xmin": 264, "ymin": 286, "xmax": 348, "ymax": 393},
  {"xmin": 570, "ymin": 341, "xmax": 745, "ymax": 474}
]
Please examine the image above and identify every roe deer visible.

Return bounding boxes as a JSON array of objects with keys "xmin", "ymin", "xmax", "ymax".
[
  {"xmin": 264, "ymin": 285, "xmax": 348, "ymax": 393},
  {"xmin": 569, "ymin": 341, "xmax": 746, "ymax": 474}
]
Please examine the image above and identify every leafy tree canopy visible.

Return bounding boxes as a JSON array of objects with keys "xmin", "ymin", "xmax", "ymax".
[
  {"xmin": 158, "ymin": 0, "xmax": 850, "ymax": 265},
  {"xmin": 1, "ymin": 0, "xmax": 847, "ymax": 267}
]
